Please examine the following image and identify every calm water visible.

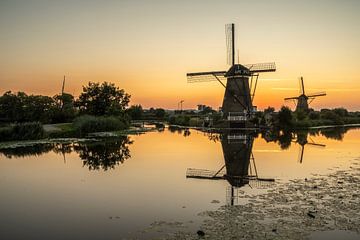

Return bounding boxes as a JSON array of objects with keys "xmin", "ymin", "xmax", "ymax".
[{"xmin": 0, "ymin": 127, "xmax": 359, "ymax": 239}]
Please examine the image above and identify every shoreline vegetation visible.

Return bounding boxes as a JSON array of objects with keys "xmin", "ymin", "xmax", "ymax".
[{"xmin": 1, "ymin": 81, "xmax": 360, "ymax": 142}]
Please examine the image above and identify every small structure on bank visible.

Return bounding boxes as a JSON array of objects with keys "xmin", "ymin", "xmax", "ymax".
[
  {"xmin": 187, "ymin": 23, "xmax": 276, "ymax": 128},
  {"xmin": 284, "ymin": 77, "xmax": 326, "ymax": 112}
]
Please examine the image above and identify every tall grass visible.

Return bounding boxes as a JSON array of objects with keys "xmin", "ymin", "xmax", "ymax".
[{"xmin": 73, "ymin": 115, "xmax": 129, "ymax": 136}]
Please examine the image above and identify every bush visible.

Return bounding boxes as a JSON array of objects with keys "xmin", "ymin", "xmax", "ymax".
[
  {"xmin": 0, "ymin": 122, "xmax": 45, "ymax": 141},
  {"xmin": 168, "ymin": 115, "xmax": 190, "ymax": 126},
  {"xmin": 278, "ymin": 106, "xmax": 293, "ymax": 129},
  {"xmin": 73, "ymin": 115, "xmax": 129, "ymax": 136}
]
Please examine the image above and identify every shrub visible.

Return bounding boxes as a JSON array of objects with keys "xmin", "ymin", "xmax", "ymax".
[
  {"xmin": 278, "ymin": 106, "xmax": 293, "ymax": 128},
  {"xmin": 73, "ymin": 115, "xmax": 129, "ymax": 136},
  {"xmin": 0, "ymin": 122, "xmax": 45, "ymax": 141}
]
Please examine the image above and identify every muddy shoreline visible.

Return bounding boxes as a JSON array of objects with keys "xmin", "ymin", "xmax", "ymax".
[{"xmin": 150, "ymin": 158, "xmax": 360, "ymax": 240}]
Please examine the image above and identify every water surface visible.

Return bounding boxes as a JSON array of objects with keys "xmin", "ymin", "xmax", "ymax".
[{"xmin": 0, "ymin": 127, "xmax": 358, "ymax": 239}]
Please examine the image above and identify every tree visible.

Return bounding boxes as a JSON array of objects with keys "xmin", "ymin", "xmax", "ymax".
[
  {"xmin": 76, "ymin": 82, "xmax": 130, "ymax": 116},
  {"xmin": 127, "ymin": 105, "xmax": 143, "ymax": 120},
  {"xmin": 278, "ymin": 106, "xmax": 293, "ymax": 128},
  {"xmin": 0, "ymin": 91, "xmax": 56, "ymax": 123},
  {"xmin": 52, "ymin": 93, "xmax": 76, "ymax": 123},
  {"xmin": 154, "ymin": 108, "xmax": 166, "ymax": 119}
]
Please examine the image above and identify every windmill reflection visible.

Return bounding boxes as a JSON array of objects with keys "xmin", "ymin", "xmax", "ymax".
[
  {"xmin": 292, "ymin": 132, "xmax": 325, "ymax": 163},
  {"xmin": 186, "ymin": 131, "xmax": 274, "ymax": 205}
]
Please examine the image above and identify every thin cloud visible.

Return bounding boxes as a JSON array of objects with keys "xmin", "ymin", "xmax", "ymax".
[{"xmin": 271, "ymin": 87, "xmax": 360, "ymax": 92}]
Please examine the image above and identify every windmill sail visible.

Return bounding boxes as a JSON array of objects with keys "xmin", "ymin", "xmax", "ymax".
[
  {"xmin": 307, "ymin": 92, "xmax": 327, "ymax": 98},
  {"xmin": 187, "ymin": 71, "xmax": 227, "ymax": 83},
  {"xmin": 226, "ymin": 23, "xmax": 235, "ymax": 66},
  {"xmin": 244, "ymin": 62, "xmax": 276, "ymax": 73},
  {"xmin": 299, "ymin": 77, "xmax": 305, "ymax": 95}
]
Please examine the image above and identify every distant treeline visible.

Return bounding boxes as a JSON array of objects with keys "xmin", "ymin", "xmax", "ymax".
[{"xmin": 261, "ymin": 106, "xmax": 360, "ymax": 129}]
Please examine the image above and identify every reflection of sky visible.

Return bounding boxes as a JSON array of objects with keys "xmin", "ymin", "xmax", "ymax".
[
  {"xmin": 0, "ymin": 0, "xmax": 360, "ymax": 110},
  {"xmin": 0, "ymin": 128, "xmax": 359, "ymax": 238}
]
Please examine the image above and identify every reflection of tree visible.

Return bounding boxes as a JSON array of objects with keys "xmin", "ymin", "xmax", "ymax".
[
  {"xmin": 277, "ymin": 131, "xmax": 292, "ymax": 150},
  {"xmin": 0, "ymin": 143, "xmax": 54, "ymax": 158},
  {"xmin": 183, "ymin": 128, "xmax": 191, "ymax": 137},
  {"xmin": 168, "ymin": 125, "xmax": 183, "ymax": 134},
  {"xmin": 168, "ymin": 125, "xmax": 191, "ymax": 137},
  {"xmin": 74, "ymin": 137, "xmax": 133, "ymax": 171},
  {"xmin": 320, "ymin": 127, "xmax": 350, "ymax": 141}
]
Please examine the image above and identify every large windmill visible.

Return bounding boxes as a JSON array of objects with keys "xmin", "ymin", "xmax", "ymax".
[
  {"xmin": 186, "ymin": 24, "xmax": 276, "ymax": 128},
  {"xmin": 284, "ymin": 77, "xmax": 326, "ymax": 112}
]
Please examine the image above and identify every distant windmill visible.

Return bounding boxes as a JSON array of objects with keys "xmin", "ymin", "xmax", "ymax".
[
  {"xmin": 284, "ymin": 77, "xmax": 326, "ymax": 112},
  {"xmin": 187, "ymin": 23, "xmax": 276, "ymax": 127}
]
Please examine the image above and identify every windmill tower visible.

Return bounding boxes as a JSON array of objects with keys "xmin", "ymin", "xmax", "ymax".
[
  {"xmin": 187, "ymin": 23, "xmax": 276, "ymax": 128},
  {"xmin": 284, "ymin": 77, "xmax": 326, "ymax": 112}
]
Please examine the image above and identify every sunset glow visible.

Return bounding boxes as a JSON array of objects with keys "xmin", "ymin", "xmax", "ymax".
[{"xmin": 1, "ymin": 0, "xmax": 359, "ymax": 110}]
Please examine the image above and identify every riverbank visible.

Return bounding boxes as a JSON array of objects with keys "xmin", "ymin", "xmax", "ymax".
[{"xmin": 159, "ymin": 157, "xmax": 360, "ymax": 240}]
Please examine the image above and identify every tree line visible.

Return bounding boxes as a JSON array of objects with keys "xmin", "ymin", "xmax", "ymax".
[{"xmin": 0, "ymin": 82, "xmax": 135, "ymax": 124}]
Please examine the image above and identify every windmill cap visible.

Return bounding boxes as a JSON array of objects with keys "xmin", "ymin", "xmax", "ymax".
[{"xmin": 225, "ymin": 64, "xmax": 251, "ymax": 77}]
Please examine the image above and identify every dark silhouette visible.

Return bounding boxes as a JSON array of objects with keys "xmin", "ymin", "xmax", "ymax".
[
  {"xmin": 74, "ymin": 137, "xmax": 133, "ymax": 171},
  {"xmin": 186, "ymin": 23, "xmax": 276, "ymax": 128},
  {"xmin": 284, "ymin": 77, "xmax": 326, "ymax": 112}
]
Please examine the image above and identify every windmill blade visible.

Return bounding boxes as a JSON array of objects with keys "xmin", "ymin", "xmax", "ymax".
[
  {"xmin": 225, "ymin": 23, "xmax": 235, "ymax": 66},
  {"xmin": 187, "ymin": 71, "xmax": 227, "ymax": 83},
  {"xmin": 307, "ymin": 142, "xmax": 326, "ymax": 148},
  {"xmin": 284, "ymin": 96, "xmax": 299, "ymax": 101},
  {"xmin": 244, "ymin": 62, "xmax": 276, "ymax": 73},
  {"xmin": 298, "ymin": 145, "xmax": 305, "ymax": 163},
  {"xmin": 307, "ymin": 92, "xmax": 326, "ymax": 98},
  {"xmin": 299, "ymin": 77, "xmax": 305, "ymax": 95}
]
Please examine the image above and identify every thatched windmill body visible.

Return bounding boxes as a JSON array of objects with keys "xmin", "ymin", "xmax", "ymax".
[
  {"xmin": 187, "ymin": 24, "xmax": 276, "ymax": 127},
  {"xmin": 285, "ymin": 77, "xmax": 326, "ymax": 112}
]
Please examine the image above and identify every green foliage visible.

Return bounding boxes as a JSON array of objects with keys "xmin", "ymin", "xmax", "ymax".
[
  {"xmin": 76, "ymin": 82, "xmax": 130, "ymax": 116},
  {"xmin": 168, "ymin": 115, "xmax": 190, "ymax": 126},
  {"xmin": 52, "ymin": 93, "xmax": 76, "ymax": 123},
  {"xmin": 308, "ymin": 111, "xmax": 320, "ymax": 120},
  {"xmin": 333, "ymin": 108, "xmax": 348, "ymax": 117},
  {"xmin": 154, "ymin": 108, "xmax": 166, "ymax": 119},
  {"xmin": 295, "ymin": 110, "xmax": 307, "ymax": 121},
  {"xmin": 320, "ymin": 109, "xmax": 344, "ymax": 124},
  {"xmin": 278, "ymin": 106, "xmax": 293, "ymax": 128},
  {"xmin": 264, "ymin": 107, "xmax": 275, "ymax": 114},
  {"xmin": 126, "ymin": 105, "xmax": 143, "ymax": 120},
  {"xmin": 0, "ymin": 91, "xmax": 77, "ymax": 124},
  {"xmin": 0, "ymin": 122, "xmax": 45, "ymax": 141},
  {"xmin": 0, "ymin": 91, "xmax": 56, "ymax": 123},
  {"xmin": 73, "ymin": 115, "xmax": 129, "ymax": 136}
]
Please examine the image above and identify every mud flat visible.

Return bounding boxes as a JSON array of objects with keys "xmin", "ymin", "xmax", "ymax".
[{"xmin": 156, "ymin": 158, "xmax": 360, "ymax": 240}]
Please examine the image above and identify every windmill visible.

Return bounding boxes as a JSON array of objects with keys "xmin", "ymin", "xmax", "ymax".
[
  {"xmin": 284, "ymin": 77, "xmax": 326, "ymax": 112},
  {"xmin": 293, "ymin": 132, "xmax": 325, "ymax": 163},
  {"xmin": 186, "ymin": 132, "xmax": 274, "ymax": 205},
  {"xmin": 186, "ymin": 23, "xmax": 276, "ymax": 128}
]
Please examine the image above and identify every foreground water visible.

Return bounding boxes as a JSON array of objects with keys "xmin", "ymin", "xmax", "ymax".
[{"xmin": 0, "ymin": 127, "xmax": 359, "ymax": 239}]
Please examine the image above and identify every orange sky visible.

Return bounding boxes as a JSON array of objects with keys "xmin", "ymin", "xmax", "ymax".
[{"xmin": 0, "ymin": 0, "xmax": 359, "ymax": 110}]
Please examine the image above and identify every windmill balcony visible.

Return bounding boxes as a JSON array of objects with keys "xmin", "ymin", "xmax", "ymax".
[{"xmin": 227, "ymin": 112, "xmax": 248, "ymax": 121}]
